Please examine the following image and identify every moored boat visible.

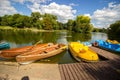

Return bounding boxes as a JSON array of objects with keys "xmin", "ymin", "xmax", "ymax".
[
  {"xmin": 0, "ymin": 43, "xmax": 48, "ymax": 59},
  {"xmin": 94, "ymin": 40, "xmax": 120, "ymax": 53},
  {"xmin": 106, "ymin": 39, "xmax": 120, "ymax": 44},
  {"xmin": 68, "ymin": 42, "xmax": 99, "ymax": 62},
  {"xmin": 0, "ymin": 42, "xmax": 10, "ymax": 50},
  {"xmin": 16, "ymin": 43, "xmax": 67, "ymax": 64}
]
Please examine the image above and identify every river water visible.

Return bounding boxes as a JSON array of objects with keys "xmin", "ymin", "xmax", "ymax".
[{"xmin": 0, "ymin": 30, "xmax": 109, "ymax": 64}]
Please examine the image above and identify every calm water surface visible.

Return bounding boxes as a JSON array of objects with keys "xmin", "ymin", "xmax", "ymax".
[{"xmin": 0, "ymin": 30, "xmax": 109, "ymax": 64}]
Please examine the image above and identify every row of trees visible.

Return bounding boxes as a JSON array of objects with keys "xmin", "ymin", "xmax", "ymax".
[
  {"xmin": 0, "ymin": 12, "xmax": 93, "ymax": 33},
  {"xmin": 0, "ymin": 12, "xmax": 65, "ymax": 30},
  {"xmin": 92, "ymin": 28, "xmax": 107, "ymax": 33}
]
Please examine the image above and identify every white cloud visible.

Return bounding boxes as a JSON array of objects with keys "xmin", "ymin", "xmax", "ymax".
[
  {"xmin": 91, "ymin": 2, "xmax": 120, "ymax": 28},
  {"xmin": 0, "ymin": 0, "xmax": 17, "ymax": 16},
  {"xmin": 84, "ymin": 14, "xmax": 91, "ymax": 18},
  {"xmin": 12, "ymin": 0, "xmax": 51, "ymax": 4},
  {"xmin": 28, "ymin": 2, "xmax": 76, "ymax": 23}
]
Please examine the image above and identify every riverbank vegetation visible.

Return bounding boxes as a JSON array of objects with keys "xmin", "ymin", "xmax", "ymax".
[
  {"xmin": 0, "ymin": 12, "xmax": 93, "ymax": 33},
  {"xmin": 0, "ymin": 12, "xmax": 120, "ymax": 34},
  {"xmin": 107, "ymin": 20, "xmax": 120, "ymax": 41}
]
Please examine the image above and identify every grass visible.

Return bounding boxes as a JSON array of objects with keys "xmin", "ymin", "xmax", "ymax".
[{"xmin": 0, "ymin": 26, "xmax": 68, "ymax": 32}]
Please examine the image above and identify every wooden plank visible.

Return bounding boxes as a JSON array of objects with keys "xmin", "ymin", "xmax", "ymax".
[
  {"xmin": 64, "ymin": 64, "xmax": 75, "ymax": 80},
  {"xmin": 58, "ymin": 65, "xmax": 66, "ymax": 80},
  {"xmin": 59, "ymin": 64, "xmax": 70, "ymax": 80},
  {"xmin": 76, "ymin": 63, "xmax": 95, "ymax": 80},
  {"xmin": 67, "ymin": 64, "xmax": 79, "ymax": 80}
]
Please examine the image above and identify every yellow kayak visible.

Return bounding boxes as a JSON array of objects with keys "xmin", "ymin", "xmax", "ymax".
[{"xmin": 68, "ymin": 42, "xmax": 99, "ymax": 62}]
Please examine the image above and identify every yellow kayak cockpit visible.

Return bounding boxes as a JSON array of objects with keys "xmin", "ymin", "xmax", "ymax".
[{"xmin": 69, "ymin": 42, "xmax": 99, "ymax": 62}]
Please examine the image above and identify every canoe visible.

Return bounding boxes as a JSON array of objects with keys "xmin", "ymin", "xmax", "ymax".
[
  {"xmin": 0, "ymin": 42, "xmax": 10, "ymax": 50},
  {"xmin": 0, "ymin": 43, "xmax": 48, "ymax": 59},
  {"xmin": 94, "ymin": 40, "xmax": 120, "ymax": 53},
  {"xmin": 106, "ymin": 39, "xmax": 120, "ymax": 44},
  {"xmin": 16, "ymin": 43, "xmax": 67, "ymax": 64},
  {"xmin": 68, "ymin": 42, "xmax": 99, "ymax": 62}
]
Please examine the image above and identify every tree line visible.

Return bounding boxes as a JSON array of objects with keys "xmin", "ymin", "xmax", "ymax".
[{"xmin": 0, "ymin": 12, "xmax": 94, "ymax": 33}]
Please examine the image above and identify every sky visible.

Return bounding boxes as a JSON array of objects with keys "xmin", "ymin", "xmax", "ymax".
[{"xmin": 0, "ymin": 0, "xmax": 120, "ymax": 28}]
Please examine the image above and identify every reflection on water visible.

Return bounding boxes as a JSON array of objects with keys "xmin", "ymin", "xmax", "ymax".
[
  {"xmin": 91, "ymin": 32, "xmax": 108, "ymax": 43},
  {"xmin": 0, "ymin": 30, "xmax": 109, "ymax": 64}
]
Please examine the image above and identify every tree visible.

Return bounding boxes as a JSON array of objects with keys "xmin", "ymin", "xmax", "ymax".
[
  {"xmin": 108, "ymin": 20, "xmax": 120, "ymax": 35},
  {"xmin": 42, "ymin": 13, "xmax": 58, "ymax": 30},
  {"xmin": 31, "ymin": 12, "xmax": 41, "ymax": 22},
  {"xmin": 67, "ymin": 19, "xmax": 75, "ymax": 31},
  {"xmin": 74, "ymin": 15, "xmax": 92, "ymax": 33}
]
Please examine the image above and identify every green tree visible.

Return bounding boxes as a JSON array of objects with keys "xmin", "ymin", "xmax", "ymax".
[
  {"xmin": 74, "ymin": 15, "xmax": 92, "ymax": 33},
  {"xmin": 67, "ymin": 19, "xmax": 75, "ymax": 31},
  {"xmin": 31, "ymin": 12, "xmax": 41, "ymax": 22},
  {"xmin": 42, "ymin": 13, "xmax": 58, "ymax": 30},
  {"xmin": 108, "ymin": 20, "xmax": 120, "ymax": 35}
]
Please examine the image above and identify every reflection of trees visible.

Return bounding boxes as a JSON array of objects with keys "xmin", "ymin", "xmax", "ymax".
[
  {"xmin": 0, "ymin": 30, "xmax": 59, "ymax": 44},
  {"xmin": 67, "ymin": 32, "xmax": 91, "ymax": 42},
  {"xmin": 42, "ymin": 32, "xmax": 58, "ymax": 43},
  {"xmin": 0, "ymin": 30, "xmax": 43, "ymax": 44},
  {"xmin": 108, "ymin": 34, "xmax": 120, "ymax": 42}
]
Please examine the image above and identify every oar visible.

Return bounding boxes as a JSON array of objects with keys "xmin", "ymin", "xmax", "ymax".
[{"xmin": 28, "ymin": 41, "xmax": 42, "ymax": 50}]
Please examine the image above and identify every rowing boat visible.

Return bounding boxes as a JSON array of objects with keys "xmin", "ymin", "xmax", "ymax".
[
  {"xmin": 16, "ymin": 43, "xmax": 67, "ymax": 64},
  {"xmin": 0, "ymin": 43, "xmax": 48, "ymax": 59},
  {"xmin": 68, "ymin": 42, "xmax": 99, "ymax": 62}
]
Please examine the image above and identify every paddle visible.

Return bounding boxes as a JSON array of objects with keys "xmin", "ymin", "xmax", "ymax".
[{"xmin": 28, "ymin": 40, "xmax": 42, "ymax": 50}]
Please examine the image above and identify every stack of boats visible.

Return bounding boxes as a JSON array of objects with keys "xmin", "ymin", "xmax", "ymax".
[{"xmin": 0, "ymin": 43, "xmax": 67, "ymax": 64}]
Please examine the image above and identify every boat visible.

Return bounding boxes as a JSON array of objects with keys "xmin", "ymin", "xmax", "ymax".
[
  {"xmin": 94, "ymin": 40, "xmax": 120, "ymax": 53},
  {"xmin": 16, "ymin": 43, "xmax": 67, "ymax": 64},
  {"xmin": 0, "ymin": 42, "xmax": 10, "ymax": 50},
  {"xmin": 106, "ymin": 39, "xmax": 120, "ymax": 44},
  {"xmin": 0, "ymin": 43, "xmax": 49, "ymax": 59},
  {"xmin": 68, "ymin": 42, "xmax": 99, "ymax": 62}
]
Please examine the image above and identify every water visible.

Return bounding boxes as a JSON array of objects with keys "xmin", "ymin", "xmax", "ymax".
[{"xmin": 0, "ymin": 30, "xmax": 111, "ymax": 64}]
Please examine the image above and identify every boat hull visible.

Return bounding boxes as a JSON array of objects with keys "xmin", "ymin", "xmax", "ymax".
[
  {"xmin": 16, "ymin": 44, "xmax": 67, "ymax": 64},
  {"xmin": 95, "ymin": 40, "xmax": 120, "ymax": 53},
  {"xmin": 0, "ymin": 44, "xmax": 48, "ymax": 59},
  {"xmin": 68, "ymin": 42, "xmax": 99, "ymax": 62}
]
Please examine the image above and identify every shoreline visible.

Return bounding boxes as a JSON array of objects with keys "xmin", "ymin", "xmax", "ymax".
[{"xmin": 0, "ymin": 26, "xmax": 68, "ymax": 32}]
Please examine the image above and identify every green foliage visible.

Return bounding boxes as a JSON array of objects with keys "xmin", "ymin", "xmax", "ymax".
[
  {"xmin": 73, "ymin": 15, "xmax": 93, "ymax": 33},
  {"xmin": 67, "ymin": 19, "xmax": 75, "ymax": 31},
  {"xmin": 42, "ymin": 13, "xmax": 58, "ymax": 30},
  {"xmin": 0, "ymin": 12, "xmax": 62, "ymax": 30},
  {"xmin": 108, "ymin": 20, "xmax": 120, "ymax": 35}
]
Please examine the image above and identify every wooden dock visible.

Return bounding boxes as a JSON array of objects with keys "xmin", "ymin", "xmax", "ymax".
[{"xmin": 59, "ymin": 46, "xmax": 120, "ymax": 80}]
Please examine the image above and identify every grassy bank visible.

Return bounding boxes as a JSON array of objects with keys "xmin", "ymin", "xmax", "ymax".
[{"xmin": 0, "ymin": 26, "xmax": 68, "ymax": 32}]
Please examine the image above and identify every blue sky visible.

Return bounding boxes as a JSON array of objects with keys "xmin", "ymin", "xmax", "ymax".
[{"xmin": 0, "ymin": 0, "xmax": 120, "ymax": 28}]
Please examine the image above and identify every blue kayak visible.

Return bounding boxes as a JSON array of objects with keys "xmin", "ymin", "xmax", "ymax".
[
  {"xmin": 95, "ymin": 40, "xmax": 120, "ymax": 53},
  {"xmin": 0, "ymin": 42, "xmax": 10, "ymax": 50}
]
